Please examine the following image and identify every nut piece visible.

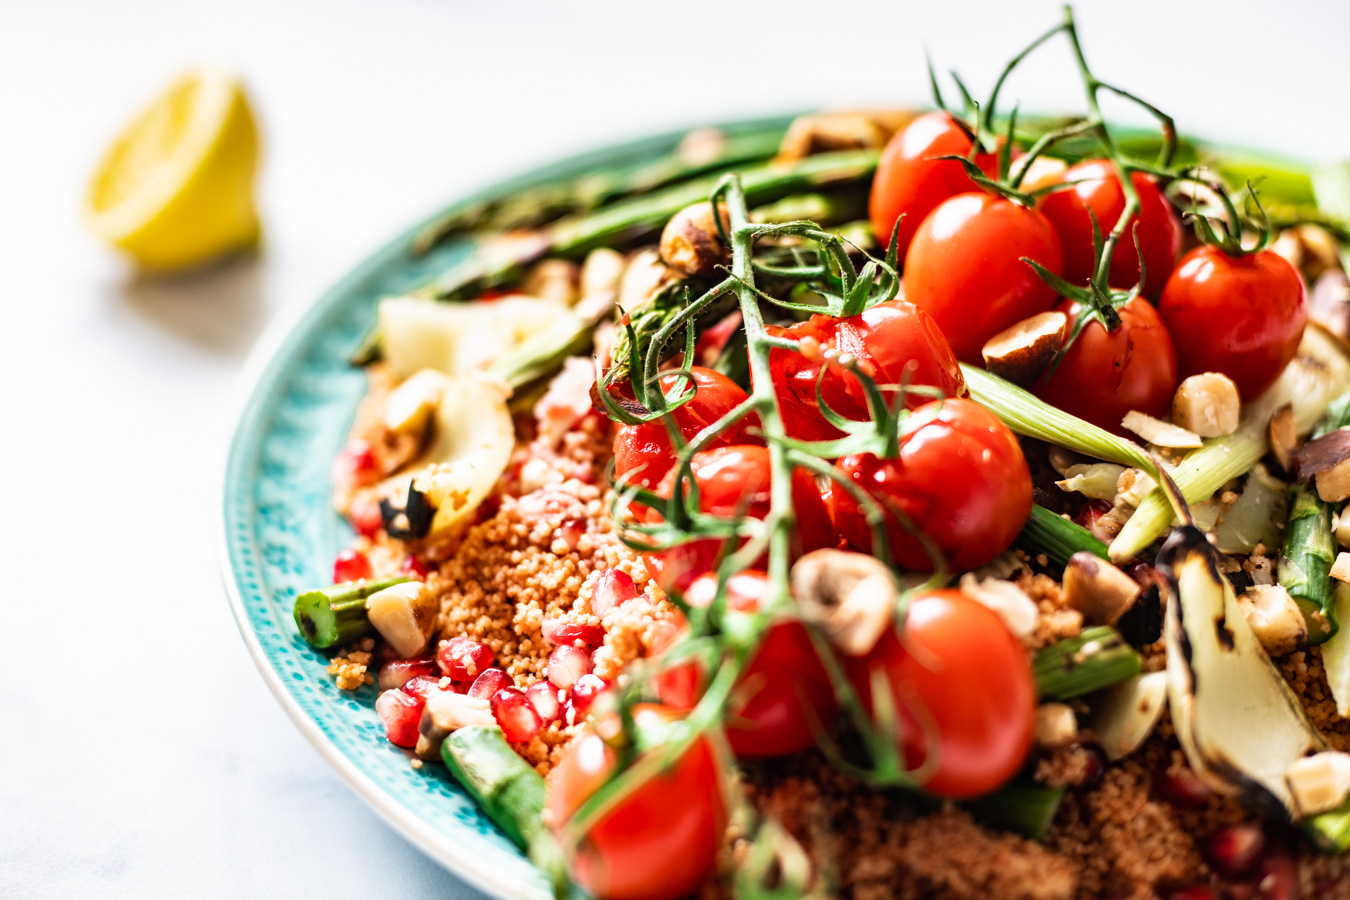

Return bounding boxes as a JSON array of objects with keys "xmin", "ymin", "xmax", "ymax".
[
  {"xmin": 1286, "ymin": 751, "xmax": 1350, "ymax": 817},
  {"xmin": 580, "ymin": 247, "xmax": 626, "ymax": 300},
  {"xmin": 1336, "ymin": 512, "xmax": 1350, "ymax": 550},
  {"xmin": 1172, "ymin": 373, "xmax": 1240, "ymax": 438},
  {"xmin": 366, "ymin": 582, "xmax": 439, "ymax": 658},
  {"xmin": 791, "ymin": 549, "xmax": 897, "ymax": 656},
  {"xmin": 1268, "ymin": 404, "xmax": 1300, "ymax": 474},
  {"xmin": 775, "ymin": 110, "xmax": 914, "ymax": 162},
  {"xmin": 1063, "ymin": 552, "xmax": 1141, "ymax": 626},
  {"xmin": 416, "ymin": 690, "xmax": 495, "ymax": 759},
  {"xmin": 1121, "ymin": 410, "xmax": 1203, "ymax": 449},
  {"xmin": 521, "ymin": 259, "xmax": 580, "ymax": 306},
  {"xmin": 1237, "ymin": 584, "xmax": 1307, "ymax": 657},
  {"xmin": 383, "ymin": 369, "xmax": 448, "ymax": 436},
  {"xmin": 981, "ymin": 311, "xmax": 1068, "ymax": 386},
  {"xmin": 1033, "ymin": 702, "xmax": 1079, "ymax": 749},
  {"xmin": 1318, "ymin": 458, "xmax": 1350, "ymax": 503},
  {"xmin": 958, "ymin": 574, "xmax": 1038, "ymax": 637},
  {"xmin": 659, "ymin": 202, "xmax": 731, "ymax": 278},
  {"xmin": 618, "ymin": 249, "xmax": 679, "ymax": 311},
  {"xmin": 1333, "ymin": 552, "xmax": 1350, "ymax": 585}
]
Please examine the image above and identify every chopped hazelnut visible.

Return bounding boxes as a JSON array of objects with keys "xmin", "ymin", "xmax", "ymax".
[{"xmin": 1171, "ymin": 373, "xmax": 1240, "ymax": 438}]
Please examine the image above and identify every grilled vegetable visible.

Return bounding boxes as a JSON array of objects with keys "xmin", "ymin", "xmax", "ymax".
[
  {"xmin": 1160, "ymin": 526, "xmax": 1327, "ymax": 818},
  {"xmin": 1279, "ymin": 484, "xmax": 1337, "ymax": 643},
  {"xmin": 1014, "ymin": 504, "xmax": 1110, "ymax": 568},
  {"xmin": 1091, "ymin": 671, "xmax": 1168, "ymax": 761},
  {"xmin": 293, "ymin": 577, "xmax": 409, "ymax": 650},
  {"xmin": 365, "ymin": 581, "xmax": 438, "ymax": 658}
]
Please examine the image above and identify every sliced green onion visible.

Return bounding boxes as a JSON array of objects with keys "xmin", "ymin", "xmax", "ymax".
[
  {"xmin": 1034, "ymin": 626, "xmax": 1142, "ymax": 701},
  {"xmin": 292, "ymin": 577, "xmax": 409, "ymax": 650},
  {"xmin": 968, "ymin": 781, "xmax": 1067, "ymax": 840},
  {"xmin": 961, "ymin": 365, "xmax": 1154, "ymax": 471},
  {"xmin": 1281, "ymin": 484, "xmax": 1338, "ymax": 644},
  {"xmin": 1016, "ymin": 504, "xmax": 1110, "ymax": 568},
  {"xmin": 1312, "ymin": 162, "xmax": 1350, "ymax": 272}
]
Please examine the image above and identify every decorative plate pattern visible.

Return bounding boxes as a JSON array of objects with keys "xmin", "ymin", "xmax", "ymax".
[{"xmin": 219, "ymin": 117, "xmax": 794, "ymax": 900}]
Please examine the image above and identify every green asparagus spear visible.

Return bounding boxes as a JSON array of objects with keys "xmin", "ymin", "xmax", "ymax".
[
  {"xmin": 1015, "ymin": 505, "xmax": 1110, "ymax": 569},
  {"xmin": 411, "ymin": 129, "xmax": 786, "ymax": 253},
  {"xmin": 1034, "ymin": 626, "xmax": 1142, "ymax": 701},
  {"xmin": 442, "ymin": 725, "xmax": 568, "ymax": 894},
  {"xmin": 293, "ymin": 577, "xmax": 409, "ymax": 650},
  {"xmin": 416, "ymin": 149, "xmax": 880, "ymax": 301}
]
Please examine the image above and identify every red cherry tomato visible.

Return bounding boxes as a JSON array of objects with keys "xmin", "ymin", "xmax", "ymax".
[
  {"xmin": 904, "ymin": 192, "xmax": 1064, "ymax": 363},
  {"xmin": 612, "ymin": 367, "xmax": 758, "ymax": 491},
  {"xmin": 1039, "ymin": 160, "xmax": 1182, "ymax": 298},
  {"xmin": 546, "ymin": 705, "xmax": 725, "ymax": 900},
  {"xmin": 869, "ymin": 111, "xmax": 998, "ymax": 259},
  {"xmin": 830, "ymin": 397, "xmax": 1031, "ymax": 572},
  {"xmin": 1035, "ymin": 297, "xmax": 1178, "ymax": 435},
  {"xmin": 644, "ymin": 445, "xmax": 835, "ymax": 591},
  {"xmin": 766, "ymin": 299, "xmax": 966, "ymax": 441},
  {"xmin": 1157, "ymin": 245, "xmax": 1307, "ymax": 399},
  {"xmin": 655, "ymin": 570, "xmax": 839, "ymax": 758},
  {"xmin": 848, "ymin": 589, "xmax": 1034, "ymax": 798}
]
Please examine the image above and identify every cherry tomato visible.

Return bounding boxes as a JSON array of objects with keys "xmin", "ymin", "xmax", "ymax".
[
  {"xmin": 766, "ymin": 299, "xmax": 966, "ymax": 441},
  {"xmin": 644, "ymin": 445, "xmax": 835, "ymax": 591},
  {"xmin": 1157, "ymin": 245, "xmax": 1307, "ymax": 399},
  {"xmin": 1039, "ymin": 160, "xmax": 1182, "ymax": 298},
  {"xmin": 654, "ymin": 570, "xmax": 839, "ymax": 758},
  {"xmin": 829, "ymin": 397, "xmax": 1031, "ymax": 572},
  {"xmin": 1035, "ymin": 297, "xmax": 1178, "ymax": 435},
  {"xmin": 546, "ymin": 705, "xmax": 725, "ymax": 900},
  {"xmin": 848, "ymin": 588, "xmax": 1034, "ymax": 798},
  {"xmin": 612, "ymin": 367, "xmax": 758, "ymax": 491},
  {"xmin": 904, "ymin": 192, "xmax": 1064, "ymax": 363},
  {"xmin": 869, "ymin": 111, "xmax": 998, "ymax": 259}
]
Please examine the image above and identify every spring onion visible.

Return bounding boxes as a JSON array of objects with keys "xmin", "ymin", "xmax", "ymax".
[
  {"xmin": 1015, "ymin": 504, "xmax": 1110, "ymax": 568},
  {"xmin": 1281, "ymin": 485, "xmax": 1338, "ymax": 644},
  {"xmin": 1034, "ymin": 626, "xmax": 1142, "ymax": 700},
  {"xmin": 292, "ymin": 577, "xmax": 409, "ymax": 650},
  {"xmin": 968, "ymin": 781, "xmax": 1067, "ymax": 840},
  {"xmin": 1312, "ymin": 162, "xmax": 1350, "ymax": 272}
]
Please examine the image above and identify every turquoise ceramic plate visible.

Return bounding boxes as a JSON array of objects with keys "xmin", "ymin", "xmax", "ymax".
[{"xmin": 219, "ymin": 117, "xmax": 795, "ymax": 900}]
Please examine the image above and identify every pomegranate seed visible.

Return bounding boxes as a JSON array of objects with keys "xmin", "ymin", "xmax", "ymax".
[
  {"xmin": 401, "ymin": 674, "xmax": 446, "ymax": 701},
  {"xmin": 541, "ymin": 618, "xmax": 605, "ymax": 648},
  {"xmin": 1078, "ymin": 747, "xmax": 1106, "ymax": 790},
  {"xmin": 1255, "ymin": 849, "xmax": 1298, "ymax": 900},
  {"xmin": 547, "ymin": 644, "xmax": 592, "ymax": 691},
  {"xmin": 349, "ymin": 494, "xmax": 385, "ymax": 538},
  {"xmin": 334, "ymin": 440, "xmax": 379, "ymax": 486},
  {"xmin": 467, "ymin": 668, "xmax": 513, "ymax": 700},
  {"xmin": 526, "ymin": 680, "xmax": 562, "ymax": 723},
  {"xmin": 1154, "ymin": 767, "xmax": 1210, "ymax": 809},
  {"xmin": 558, "ymin": 517, "xmax": 586, "ymax": 551},
  {"xmin": 332, "ymin": 548, "xmax": 373, "ymax": 584},
  {"xmin": 375, "ymin": 689, "xmax": 423, "ymax": 748},
  {"xmin": 492, "ymin": 688, "xmax": 543, "ymax": 743},
  {"xmin": 1166, "ymin": 888, "xmax": 1215, "ymax": 900},
  {"xmin": 377, "ymin": 657, "xmax": 438, "ymax": 691},
  {"xmin": 591, "ymin": 568, "xmax": 637, "ymax": 617},
  {"xmin": 438, "ymin": 636, "xmax": 494, "ymax": 681},
  {"xmin": 570, "ymin": 673, "xmax": 606, "ymax": 718},
  {"xmin": 1205, "ymin": 825, "xmax": 1265, "ymax": 879},
  {"xmin": 401, "ymin": 555, "xmax": 429, "ymax": 578}
]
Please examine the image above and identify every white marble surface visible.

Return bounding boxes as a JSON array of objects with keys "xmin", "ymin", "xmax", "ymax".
[{"xmin": 2, "ymin": 1, "xmax": 1347, "ymax": 897}]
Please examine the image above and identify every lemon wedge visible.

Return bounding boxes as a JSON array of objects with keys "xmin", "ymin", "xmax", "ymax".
[{"xmin": 84, "ymin": 68, "xmax": 260, "ymax": 270}]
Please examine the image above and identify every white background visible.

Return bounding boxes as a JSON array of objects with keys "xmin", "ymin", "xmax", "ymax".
[{"xmin": 2, "ymin": 1, "xmax": 1348, "ymax": 897}]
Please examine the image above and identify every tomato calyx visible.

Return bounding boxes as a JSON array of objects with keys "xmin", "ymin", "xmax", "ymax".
[{"xmin": 1179, "ymin": 176, "xmax": 1276, "ymax": 259}]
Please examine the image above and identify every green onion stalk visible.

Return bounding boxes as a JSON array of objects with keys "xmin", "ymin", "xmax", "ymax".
[
  {"xmin": 292, "ymin": 577, "xmax": 410, "ymax": 650},
  {"xmin": 1280, "ymin": 389, "xmax": 1350, "ymax": 643},
  {"xmin": 1033, "ymin": 626, "xmax": 1143, "ymax": 700},
  {"xmin": 1015, "ymin": 504, "xmax": 1111, "ymax": 568}
]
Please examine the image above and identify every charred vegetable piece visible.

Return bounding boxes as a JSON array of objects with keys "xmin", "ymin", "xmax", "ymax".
[
  {"xmin": 1015, "ymin": 504, "xmax": 1110, "ymax": 568},
  {"xmin": 1091, "ymin": 671, "xmax": 1168, "ymax": 761},
  {"xmin": 1033, "ymin": 627, "xmax": 1142, "ymax": 701},
  {"xmin": 1160, "ymin": 526, "xmax": 1327, "ymax": 819},
  {"xmin": 293, "ymin": 577, "xmax": 410, "ymax": 650},
  {"xmin": 442, "ymin": 726, "xmax": 568, "ymax": 893},
  {"xmin": 968, "ymin": 781, "xmax": 1067, "ymax": 840}
]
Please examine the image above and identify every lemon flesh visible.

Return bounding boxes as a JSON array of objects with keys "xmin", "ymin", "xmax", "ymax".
[{"xmin": 84, "ymin": 68, "xmax": 260, "ymax": 270}]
